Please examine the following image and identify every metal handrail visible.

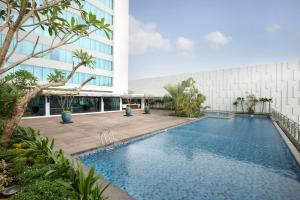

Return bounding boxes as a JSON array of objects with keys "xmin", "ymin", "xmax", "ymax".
[
  {"xmin": 99, "ymin": 129, "xmax": 115, "ymax": 150},
  {"xmin": 271, "ymin": 108, "xmax": 300, "ymax": 147}
]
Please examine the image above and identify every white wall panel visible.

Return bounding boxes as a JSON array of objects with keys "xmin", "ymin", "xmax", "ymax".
[{"xmin": 129, "ymin": 61, "xmax": 300, "ymax": 123}]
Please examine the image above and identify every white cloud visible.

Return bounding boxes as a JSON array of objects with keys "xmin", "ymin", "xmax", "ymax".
[
  {"xmin": 204, "ymin": 31, "xmax": 232, "ymax": 48},
  {"xmin": 175, "ymin": 36, "xmax": 195, "ymax": 56},
  {"xmin": 265, "ymin": 24, "xmax": 280, "ymax": 32},
  {"xmin": 129, "ymin": 16, "xmax": 171, "ymax": 56}
]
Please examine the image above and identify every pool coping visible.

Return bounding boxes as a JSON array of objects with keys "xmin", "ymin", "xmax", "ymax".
[{"xmin": 272, "ymin": 120, "xmax": 300, "ymax": 165}]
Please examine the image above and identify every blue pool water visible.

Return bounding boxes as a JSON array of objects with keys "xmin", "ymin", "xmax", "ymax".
[{"xmin": 79, "ymin": 115, "xmax": 300, "ymax": 200}]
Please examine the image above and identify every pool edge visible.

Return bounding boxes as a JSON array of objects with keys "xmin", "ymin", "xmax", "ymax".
[
  {"xmin": 72, "ymin": 116, "xmax": 205, "ymax": 156},
  {"xmin": 272, "ymin": 121, "xmax": 300, "ymax": 165}
]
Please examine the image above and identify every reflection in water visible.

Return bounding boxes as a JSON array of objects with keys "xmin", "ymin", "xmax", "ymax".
[{"xmin": 80, "ymin": 116, "xmax": 300, "ymax": 200}]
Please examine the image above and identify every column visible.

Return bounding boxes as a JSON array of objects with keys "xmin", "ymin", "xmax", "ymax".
[
  {"xmin": 101, "ymin": 97, "xmax": 104, "ymax": 112},
  {"xmin": 120, "ymin": 98, "xmax": 123, "ymax": 111},
  {"xmin": 45, "ymin": 96, "xmax": 50, "ymax": 116},
  {"xmin": 141, "ymin": 98, "xmax": 145, "ymax": 110}
]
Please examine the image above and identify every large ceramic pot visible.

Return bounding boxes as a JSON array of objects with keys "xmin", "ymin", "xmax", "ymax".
[
  {"xmin": 61, "ymin": 111, "xmax": 72, "ymax": 123},
  {"xmin": 144, "ymin": 106, "xmax": 150, "ymax": 114},
  {"xmin": 125, "ymin": 107, "xmax": 132, "ymax": 116}
]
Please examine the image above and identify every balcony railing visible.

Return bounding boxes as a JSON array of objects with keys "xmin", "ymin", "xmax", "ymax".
[{"xmin": 271, "ymin": 108, "xmax": 300, "ymax": 151}]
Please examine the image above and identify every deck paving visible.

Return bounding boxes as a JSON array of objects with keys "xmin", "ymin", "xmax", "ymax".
[{"xmin": 21, "ymin": 110, "xmax": 192, "ymax": 155}]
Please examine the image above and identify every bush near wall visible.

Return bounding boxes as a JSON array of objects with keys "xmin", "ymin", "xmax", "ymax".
[{"xmin": 0, "ymin": 123, "xmax": 109, "ymax": 200}]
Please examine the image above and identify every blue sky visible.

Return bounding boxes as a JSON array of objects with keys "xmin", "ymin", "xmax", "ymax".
[{"xmin": 128, "ymin": 0, "xmax": 300, "ymax": 80}]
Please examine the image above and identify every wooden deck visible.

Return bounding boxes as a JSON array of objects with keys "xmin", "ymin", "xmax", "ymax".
[{"xmin": 21, "ymin": 110, "xmax": 192, "ymax": 155}]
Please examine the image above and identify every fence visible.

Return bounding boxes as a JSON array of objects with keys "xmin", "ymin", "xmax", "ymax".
[{"xmin": 272, "ymin": 108, "xmax": 300, "ymax": 152}]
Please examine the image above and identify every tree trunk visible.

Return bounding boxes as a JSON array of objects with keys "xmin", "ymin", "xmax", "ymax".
[
  {"xmin": 241, "ymin": 102, "xmax": 244, "ymax": 113},
  {"xmin": 1, "ymin": 97, "xmax": 29, "ymax": 143}
]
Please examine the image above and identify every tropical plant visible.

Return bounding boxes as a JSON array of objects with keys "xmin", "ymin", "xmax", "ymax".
[
  {"xmin": 266, "ymin": 98, "xmax": 273, "ymax": 113},
  {"xmin": 236, "ymin": 97, "xmax": 245, "ymax": 112},
  {"xmin": 164, "ymin": 78, "xmax": 206, "ymax": 117},
  {"xmin": 245, "ymin": 94, "xmax": 258, "ymax": 114},
  {"xmin": 232, "ymin": 101, "xmax": 238, "ymax": 112},
  {"xmin": 0, "ymin": 0, "xmax": 112, "ymax": 143},
  {"xmin": 259, "ymin": 98, "xmax": 268, "ymax": 113},
  {"xmin": 58, "ymin": 162, "xmax": 109, "ymax": 200}
]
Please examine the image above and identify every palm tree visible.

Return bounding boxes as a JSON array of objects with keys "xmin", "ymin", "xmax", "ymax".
[
  {"xmin": 237, "ymin": 97, "xmax": 245, "ymax": 112},
  {"xmin": 267, "ymin": 98, "xmax": 273, "ymax": 113},
  {"xmin": 164, "ymin": 83, "xmax": 185, "ymax": 113},
  {"xmin": 253, "ymin": 97, "xmax": 259, "ymax": 113},
  {"xmin": 259, "ymin": 97, "xmax": 268, "ymax": 113},
  {"xmin": 233, "ymin": 101, "xmax": 238, "ymax": 112}
]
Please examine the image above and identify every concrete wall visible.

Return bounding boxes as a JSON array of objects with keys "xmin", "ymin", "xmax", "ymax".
[
  {"xmin": 113, "ymin": 0, "xmax": 129, "ymax": 95},
  {"xmin": 129, "ymin": 61, "xmax": 300, "ymax": 123}
]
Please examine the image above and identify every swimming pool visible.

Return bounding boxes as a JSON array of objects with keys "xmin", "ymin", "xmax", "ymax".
[{"xmin": 79, "ymin": 115, "xmax": 300, "ymax": 200}]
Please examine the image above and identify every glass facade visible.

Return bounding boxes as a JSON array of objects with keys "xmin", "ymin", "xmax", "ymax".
[
  {"xmin": 97, "ymin": 0, "xmax": 113, "ymax": 9},
  {"xmin": 23, "ymin": 96, "xmax": 134, "ymax": 116},
  {"xmin": 50, "ymin": 96, "xmax": 101, "ymax": 115},
  {"xmin": 10, "ymin": 39, "xmax": 113, "ymax": 71},
  {"xmin": 2, "ymin": 63, "xmax": 113, "ymax": 87},
  {"xmin": 104, "ymin": 97, "xmax": 120, "ymax": 111},
  {"xmin": 24, "ymin": 96, "xmax": 46, "ymax": 116}
]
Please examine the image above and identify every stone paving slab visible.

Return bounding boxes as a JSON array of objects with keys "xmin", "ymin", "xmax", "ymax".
[{"xmin": 21, "ymin": 110, "xmax": 192, "ymax": 155}]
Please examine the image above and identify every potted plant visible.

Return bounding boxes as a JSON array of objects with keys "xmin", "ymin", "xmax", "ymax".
[
  {"xmin": 125, "ymin": 105, "xmax": 132, "ymax": 116},
  {"xmin": 61, "ymin": 109, "xmax": 72, "ymax": 123},
  {"xmin": 124, "ymin": 94, "xmax": 134, "ymax": 117},
  {"xmin": 59, "ymin": 96, "xmax": 74, "ymax": 123},
  {"xmin": 144, "ymin": 97, "xmax": 151, "ymax": 114}
]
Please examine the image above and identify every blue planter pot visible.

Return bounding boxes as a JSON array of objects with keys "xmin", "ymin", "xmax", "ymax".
[
  {"xmin": 144, "ymin": 106, "xmax": 150, "ymax": 114},
  {"xmin": 61, "ymin": 112, "xmax": 72, "ymax": 123},
  {"xmin": 125, "ymin": 107, "xmax": 132, "ymax": 116}
]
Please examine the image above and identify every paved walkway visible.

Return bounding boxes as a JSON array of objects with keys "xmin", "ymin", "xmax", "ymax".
[{"xmin": 21, "ymin": 110, "xmax": 192, "ymax": 155}]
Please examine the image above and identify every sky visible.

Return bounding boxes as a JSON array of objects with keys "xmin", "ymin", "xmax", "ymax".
[{"xmin": 128, "ymin": 0, "xmax": 300, "ymax": 80}]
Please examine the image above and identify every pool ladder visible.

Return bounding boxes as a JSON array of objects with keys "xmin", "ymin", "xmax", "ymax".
[{"xmin": 99, "ymin": 129, "xmax": 116, "ymax": 151}]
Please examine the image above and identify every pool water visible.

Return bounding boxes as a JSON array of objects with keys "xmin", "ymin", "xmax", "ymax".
[{"xmin": 79, "ymin": 115, "xmax": 300, "ymax": 200}]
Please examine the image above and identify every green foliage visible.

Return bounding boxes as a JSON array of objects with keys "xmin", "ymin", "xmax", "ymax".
[
  {"xmin": 0, "ymin": 125, "xmax": 108, "ymax": 200},
  {"xmin": 10, "ymin": 180, "xmax": 78, "ymax": 200},
  {"xmin": 0, "ymin": 0, "xmax": 111, "ymax": 39},
  {"xmin": 9, "ymin": 127, "xmax": 39, "ymax": 145},
  {"xmin": 245, "ymin": 94, "xmax": 258, "ymax": 114},
  {"xmin": 164, "ymin": 78, "xmax": 206, "ymax": 118},
  {"xmin": 73, "ymin": 49, "xmax": 96, "ymax": 68},
  {"xmin": 4, "ymin": 70, "xmax": 37, "ymax": 90},
  {"xmin": 47, "ymin": 69, "xmax": 65, "ymax": 83},
  {"xmin": 0, "ymin": 70, "xmax": 37, "ymax": 118},
  {"xmin": 10, "ymin": 158, "xmax": 27, "ymax": 175},
  {"xmin": 16, "ymin": 164, "xmax": 60, "ymax": 185},
  {"xmin": 234, "ymin": 95, "xmax": 272, "ymax": 113},
  {"xmin": 59, "ymin": 163, "xmax": 109, "ymax": 200}
]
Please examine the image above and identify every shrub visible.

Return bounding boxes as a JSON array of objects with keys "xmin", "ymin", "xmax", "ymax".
[
  {"xmin": 10, "ymin": 180, "xmax": 78, "ymax": 200},
  {"xmin": 9, "ymin": 127, "xmax": 39, "ymax": 145},
  {"xmin": 0, "ymin": 148, "xmax": 18, "ymax": 162},
  {"xmin": 10, "ymin": 159, "xmax": 27, "ymax": 176},
  {"xmin": 16, "ymin": 164, "xmax": 65, "ymax": 185}
]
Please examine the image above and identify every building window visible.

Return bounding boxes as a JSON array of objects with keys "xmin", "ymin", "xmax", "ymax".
[
  {"xmin": 50, "ymin": 96, "xmax": 101, "ymax": 115},
  {"xmin": 25, "ymin": 96, "xmax": 46, "ymax": 116},
  {"xmin": 103, "ymin": 97, "xmax": 120, "ymax": 111}
]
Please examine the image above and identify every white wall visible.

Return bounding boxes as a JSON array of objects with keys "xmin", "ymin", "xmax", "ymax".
[
  {"xmin": 113, "ymin": 0, "xmax": 129, "ymax": 95},
  {"xmin": 129, "ymin": 61, "xmax": 300, "ymax": 123}
]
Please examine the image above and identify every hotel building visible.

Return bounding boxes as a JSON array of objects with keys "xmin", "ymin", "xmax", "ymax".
[{"xmin": 1, "ymin": 0, "xmax": 129, "ymax": 116}]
